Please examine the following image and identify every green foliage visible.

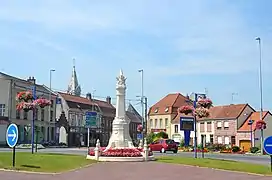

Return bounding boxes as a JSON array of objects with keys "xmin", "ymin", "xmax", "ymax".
[
  {"xmin": 232, "ymin": 146, "xmax": 240, "ymax": 152},
  {"xmin": 250, "ymin": 147, "xmax": 259, "ymax": 153},
  {"xmin": 146, "ymin": 131, "xmax": 169, "ymax": 144},
  {"xmin": 146, "ymin": 132, "xmax": 156, "ymax": 144}
]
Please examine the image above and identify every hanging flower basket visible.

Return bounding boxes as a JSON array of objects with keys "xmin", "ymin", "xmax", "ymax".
[
  {"xmin": 33, "ymin": 98, "xmax": 51, "ymax": 108},
  {"xmin": 137, "ymin": 124, "xmax": 143, "ymax": 132},
  {"xmin": 197, "ymin": 98, "xmax": 212, "ymax": 108},
  {"xmin": 16, "ymin": 102, "xmax": 36, "ymax": 112},
  {"xmin": 178, "ymin": 105, "xmax": 194, "ymax": 115},
  {"xmin": 16, "ymin": 91, "xmax": 33, "ymax": 102},
  {"xmin": 256, "ymin": 120, "xmax": 266, "ymax": 130},
  {"xmin": 195, "ymin": 107, "xmax": 210, "ymax": 118}
]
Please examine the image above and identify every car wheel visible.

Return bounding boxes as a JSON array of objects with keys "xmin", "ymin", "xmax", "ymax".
[
  {"xmin": 161, "ymin": 148, "xmax": 166, "ymax": 153},
  {"xmin": 173, "ymin": 149, "xmax": 178, "ymax": 153}
]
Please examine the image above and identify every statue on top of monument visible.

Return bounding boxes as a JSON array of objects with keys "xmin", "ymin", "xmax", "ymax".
[{"xmin": 116, "ymin": 69, "xmax": 126, "ymax": 86}]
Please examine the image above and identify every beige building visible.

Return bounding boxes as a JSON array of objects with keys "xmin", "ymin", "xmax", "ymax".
[
  {"xmin": 147, "ymin": 93, "xmax": 191, "ymax": 138},
  {"xmin": 0, "ymin": 72, "xmax": 57, "ymax": 146}
]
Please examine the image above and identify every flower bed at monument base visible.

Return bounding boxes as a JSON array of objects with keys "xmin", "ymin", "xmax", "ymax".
[{"xmin": 89, "ymin": 147, "xmax": 153, "ymax": 157}]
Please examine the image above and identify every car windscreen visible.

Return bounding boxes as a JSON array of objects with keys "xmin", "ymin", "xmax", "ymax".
[{"xmin": 165, "ymin": 140, "xmax": 175, "ymax": 144}]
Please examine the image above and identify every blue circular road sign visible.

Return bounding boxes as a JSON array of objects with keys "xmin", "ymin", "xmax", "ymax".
[
  {"xmin": 263, "ymin": 136, "xmax": 272, "ymax": 155},
  {"xmin": 6, "ymin": 123, "xmax": 19, "ymax": 148}
]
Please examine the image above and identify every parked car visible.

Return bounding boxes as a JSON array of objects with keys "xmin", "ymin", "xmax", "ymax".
[{"xmin": 149, "ymin": 139, "xmax": 178, "ymax": 153}]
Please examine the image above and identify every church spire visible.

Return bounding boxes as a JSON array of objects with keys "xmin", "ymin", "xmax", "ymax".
[{"xmin": 67, "ymin": 58, "xmax": 81, "ymax": 96}]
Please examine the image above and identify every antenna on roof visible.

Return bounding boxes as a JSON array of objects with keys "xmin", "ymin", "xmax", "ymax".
[{"xmin": 231, "ymin": 92, "xmax": 238, "ymax": 104}]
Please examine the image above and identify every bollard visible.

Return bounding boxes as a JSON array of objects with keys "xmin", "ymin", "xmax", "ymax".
[
  {"xmin": 143, "ymin": 138, "xmax": 148, "ymax": 161},
  {"xmin": 94, "ymin": 139, "xmax": 101, "ymax": 161}
]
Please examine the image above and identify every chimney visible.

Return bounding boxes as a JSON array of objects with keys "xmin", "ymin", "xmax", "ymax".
[
  {"xmin": 86, "ymin": 93, "xmax": 92, "ymax": 100},
  {"xmin": 27, "ymin": 76, "xmax": 36, "ymax": 84},
  {"xmin": 106, "ymin": 96, "xmax": 111, "ymax": 104}
]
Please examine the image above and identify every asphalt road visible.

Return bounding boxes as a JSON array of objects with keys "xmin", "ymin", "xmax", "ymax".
[{"xmin": 0, "ymin": 148, "xmax": 270, "ymax": 165}]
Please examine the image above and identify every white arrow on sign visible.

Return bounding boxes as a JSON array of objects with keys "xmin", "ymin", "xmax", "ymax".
[{"xmin": 8, "ymin": 130, "xmax": 17, "ymax": 141}]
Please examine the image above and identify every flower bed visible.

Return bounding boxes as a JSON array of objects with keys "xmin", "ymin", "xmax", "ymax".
[{"xmin": 89, "ymin": 147, "xmax": 153, "ymax": 157}]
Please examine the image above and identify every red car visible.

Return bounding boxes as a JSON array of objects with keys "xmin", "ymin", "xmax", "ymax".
[{"xmin": 149, "ymin": 139, "xmax": 178, "ymax": 153}]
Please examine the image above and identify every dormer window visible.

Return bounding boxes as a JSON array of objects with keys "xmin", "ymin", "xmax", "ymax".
[
  {"xmin": 165, "ymin": 107, "xmax": 169, "ymax": 112},
  {"xmin": 154, "ymin": 108, "xmax": 158, "ymax": 113}
]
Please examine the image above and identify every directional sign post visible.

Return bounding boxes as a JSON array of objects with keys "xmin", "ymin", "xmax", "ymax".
[
  {"xmin": 6, "ymin": 123, "xmax": 19, "ymax": 167},
  {"xmin": 85, "ymin": 111, "xmax": 97, "ymax": 151},
  {"xmin": 263, "ymin": 136, "xmax": 272, "ymax": 172}
]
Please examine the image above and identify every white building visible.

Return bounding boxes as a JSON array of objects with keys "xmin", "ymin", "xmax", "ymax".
[{"xmin": 0, "ymin": 72, "xmax": 57, "ymax": 146}]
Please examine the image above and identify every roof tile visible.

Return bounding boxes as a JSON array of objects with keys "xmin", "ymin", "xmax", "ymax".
[{"xmin": 149, "ymin": 93, "xmax": 192, "ymax": 115}]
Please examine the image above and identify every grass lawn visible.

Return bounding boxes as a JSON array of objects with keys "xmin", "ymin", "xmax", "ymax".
[
  {"xmin": 157, "ymin": 156, "xmax": 272, "ymax": 175},
  {"xmin": 0, "ymin": 152, "xmax": 96, "ymax": 173}
]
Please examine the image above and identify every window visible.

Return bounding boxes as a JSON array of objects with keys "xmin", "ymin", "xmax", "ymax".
[
  {"xmin": 41, "ymin": 109, "xmax": 45, "ymax": 121},
  {"xmin": 224, "ymin": 121, "xmax": 229, "ymax": 129},
  {"xmin": 165, "ymin": 107, "xmax": 169, "ymax": 112},
  {"xmin": 24, "ymin": 111, "xmax": 28, "ymax": 119},
  {"xmin": 174, "ymin": 125, "xmax": 178, "ymax": 133},
  {"xmin": 210, "ymin": 135, "xmax": 214, "ymax": 144},
  {"xmin": 217, "ymin": 121, "xmax": 222, "ymax": 129},
  {"xmin": 200, "ymin": 122, "xmax": 205, "ymax": 132},
  {"xmin": 16, "ymin": 110, "xmax": 20, "ymax": 119},
  {"xmin": 159, "ymin": 119, "xmax": 162, "ymax": 128},
  {"xmin": 231, "ymin": 136, "xmax": 236, "ymax": 146},
  {"xmin": 50, "ymin": 110, "xmax": 53, "ymax": 121},
  {"xmin": 165, "ymin": 118, "xmax": 168, "ymax": 127},
  {"xmin": 35, "ymin": 109, "xmax": 39, "ymax": 120},
  {"xmin": 217, "ymin": 136, "xmax": 222, "ymax": 144},
  {"xmin": 149, "ymin": 119, "xmax": 153, "ymax": 128},
  {"xmin": 207, "ymin": 122, "xmax": 212, "ymax": 132},
  {"xmin": 154, "ymin": 119, "xmax": 158, "ymax": 128},
  {"xmin": 0, "ymin": 104, "xmax": 5, "ymax": 116},
  {"xmin": 224, "ymin": 136, "xmax": 230, "ymax": 145},
  {"xmin": 154, "ymin": 108, "xmax": 158, "ymax": 113}
]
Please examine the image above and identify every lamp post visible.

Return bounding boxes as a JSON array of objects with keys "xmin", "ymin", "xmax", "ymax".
[
  {"xmin": 187, "ymin": 93, "xmax": 206, "ymax": 158},
  {"xmin": 255, "ymin": 37, "xmax": 264, "ymax": 154},
  {"xmin": 31, "ymin": 85, "xmax": 36, "ymax": 154},
  {"xmin": 49, "ymin": 69, "xmax": 55, "ymax": 142},
  {"xmin": 138, "ymin": 69, "xmax": 144, "ymax": 142},
  {"xmin": 248, "ymin": 120, "xmax": 254, "ymax": 148}
]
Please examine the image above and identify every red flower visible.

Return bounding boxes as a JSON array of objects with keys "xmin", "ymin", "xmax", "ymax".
[
  {"xmin": 178, "ymin": 105, "xmax": 194, "ymax": 115},
  {"xmin": 256, "ymin": 120, "xmax": 266, "ymax": 130},
  {"xmin": 137, "ymin": 124, "xmax": 143, "ymax": 132},
  {"xmin": 33, "ymin": 98, "xmax": 51, "ymax": 108},
  {"xmin": 16, "ymin": 91, "xmax": 33, "ymax": 102},
  {"xmin": 197, "ymin": 98, "xmax": 212, "ymax": 108}
]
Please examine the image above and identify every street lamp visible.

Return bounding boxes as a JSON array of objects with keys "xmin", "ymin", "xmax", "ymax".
[
  {"xmin": 187, "ymin": 93, "xmax": 206, "ymax": 158},
  {"xmin": 255, "ymin": 37, "xmax": 264, "ymax": 154},
  {"xmin": 138, "ymin": 69, "xmax": 144, "ymax": 140}
]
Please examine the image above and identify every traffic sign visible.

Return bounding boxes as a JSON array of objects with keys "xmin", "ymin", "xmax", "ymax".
[
  {"xmin": 85, "ymin": 111, "xmax": 97, "ymax": 127},
  {"xmin": 6, "ymin": 123, "xmax": 19, "ymax": 148},
  {"xmin": 137, "ymin": 133, "xmax": 142, "ymax": 140},
  {"xmin": 264, "ymin": 136, "xmax": 272, "ymax": 155}
]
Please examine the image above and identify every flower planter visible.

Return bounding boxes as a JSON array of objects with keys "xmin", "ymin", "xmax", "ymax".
[
  {"xmin": 195, "ymin": 107, "xmax": 209, "ymax": 118},
  {"xmin": 197, "ymin": 98, "xmax": 212, "ymax": 108},
  {"xmin": 178, "ymin": 105, "xmax": 194, "ymax": 114},
  {"xmin": 137, "ymin": 124, "xmax": 143, "ymax": 132}
]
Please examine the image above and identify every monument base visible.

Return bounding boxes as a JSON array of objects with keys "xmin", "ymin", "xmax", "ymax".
[{"xmin": 86, "ymin": 155, "xmax": 155, "ymax": 162}]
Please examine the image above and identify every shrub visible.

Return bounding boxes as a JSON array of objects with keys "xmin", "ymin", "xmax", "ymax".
[
  {"xmin": 250, "ymin": 147, "xmax": 259, "ymax": 153},
  {"xmin": 232, "ymin": 146, "xmax": 240, "ymax": 152}
]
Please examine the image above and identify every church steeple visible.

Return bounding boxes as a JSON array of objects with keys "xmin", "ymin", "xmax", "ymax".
[{"xmin": 67, "ymin": 58, "xmax": 81, "ymax": 96}]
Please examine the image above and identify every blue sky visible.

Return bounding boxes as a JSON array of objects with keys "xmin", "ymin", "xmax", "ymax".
[{"xmin": 1, "ymin": 0, "xmax": 272, "ymax": 111}]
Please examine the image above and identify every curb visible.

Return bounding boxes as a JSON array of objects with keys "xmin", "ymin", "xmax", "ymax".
[{"xmin": 0, "ymin": 163, "xmax": 97, "ymax": 175}]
